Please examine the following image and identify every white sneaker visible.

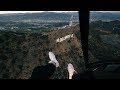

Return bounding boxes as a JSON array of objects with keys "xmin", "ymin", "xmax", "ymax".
[
  {"xmin": 48, "ymin": 52, "xmax": 59, "ymax": 67},
  {"xmin": 68, "ymin": 63, "xmax": 76, "ymax": 79}
]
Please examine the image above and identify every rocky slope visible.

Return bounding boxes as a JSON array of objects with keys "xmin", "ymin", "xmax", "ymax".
[
  {"xmin": 0, "ymin": 25, "xmax": 85, "ymax": 79},
  {"xmin": 89, "ymin": 20, "xmax": 120, "ymax": 63}
]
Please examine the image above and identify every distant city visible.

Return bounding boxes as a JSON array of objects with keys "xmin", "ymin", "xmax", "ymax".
[{"xmin": 0, "ymin": 11, "xmax": 79, "ymax": 32}]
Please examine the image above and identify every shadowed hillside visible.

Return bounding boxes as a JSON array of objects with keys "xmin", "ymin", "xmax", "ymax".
[{"xmin": 89, "ymin": 20, "xmax": 120, "ymax": 64}]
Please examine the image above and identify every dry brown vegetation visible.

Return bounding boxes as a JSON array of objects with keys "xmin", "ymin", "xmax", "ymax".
[{"xmin": 0, "ymin": 25, "xmax": 85, "ymax": 79}]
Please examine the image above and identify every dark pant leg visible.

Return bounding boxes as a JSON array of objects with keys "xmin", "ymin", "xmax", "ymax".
[
  {"xmin": 31, "ymin": 63, "xmax": 56, "ymax": 79},
  {"xmin": 72, "ymin": 71, "xmax": 95, "ymax": 80}
]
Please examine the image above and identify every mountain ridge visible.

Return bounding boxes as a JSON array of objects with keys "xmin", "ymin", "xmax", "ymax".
[
  {"xmin": 0, "ymin": 12, "xmax": 79, "ymax": 22},
  {"xmin": 90, "ymin": 12, "xmax": 120, "ymax": 21}
]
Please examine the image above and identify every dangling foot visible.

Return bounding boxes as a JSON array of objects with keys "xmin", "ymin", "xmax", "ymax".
[
  {"xmin": 68, "ymin": 63, "xmax": 77, "ymax": 79},
  {"xmin": 48, "ymin": 52, "xmax": 59, "ymax": 67}
]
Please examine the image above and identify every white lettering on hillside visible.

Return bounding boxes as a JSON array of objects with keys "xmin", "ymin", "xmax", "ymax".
[{"xmin": 56, "ymin": 34, "xmax": 74, "ymax": 43}]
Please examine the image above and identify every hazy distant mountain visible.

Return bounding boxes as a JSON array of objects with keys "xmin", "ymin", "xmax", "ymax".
[
  {"xmin": 0, "ymin": 12, "xmax": 79, "ymax": 22},
  {"xmin": 90, "ymin": 12, "xmax": 120, "ymax": 21},
  {"xmin": 62, "ymin": 12, "xmax": 79, "ymax": 16}
]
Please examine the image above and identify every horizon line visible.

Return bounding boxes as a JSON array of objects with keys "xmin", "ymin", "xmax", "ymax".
[{"xmin": 0, "ymin": 11, "xmax": 78, "ymax": 14}]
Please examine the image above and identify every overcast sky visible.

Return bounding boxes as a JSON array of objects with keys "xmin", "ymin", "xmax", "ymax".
[
  {"xmin": 0, "ymin": 11, "xmax": 119, "ymax": 14},
  {"xmin": 0, "ymin": 11, "xmax": 78, "ymax": 14}
]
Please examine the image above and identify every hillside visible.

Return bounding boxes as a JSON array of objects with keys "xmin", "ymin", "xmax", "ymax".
[
  {"xmin": 89, "ymin": 20, "xmax": 120, "ymax": 63},
  {"xmin": 90, "ymin": 12, "xmax": 120, "ymax": 21},
  {"xmin": 0, "ymin": 25, "xmax": 85, "ymax": 79}
]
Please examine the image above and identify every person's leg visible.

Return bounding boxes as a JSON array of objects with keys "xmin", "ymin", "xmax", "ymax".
[
  {"xmin": 31, "ymin": 52, "xmax": 59, "ymax": 79},
  {"xmin": 72, "ymin": 72, "xmax": 95, "ymax": 80},
  {"xmin": 67, "ymin": 63, "xmax": 94, "ymax": 79},
  {"xmin": 31, "ymin": 63, "xmax": 56, "ymax": 79}
]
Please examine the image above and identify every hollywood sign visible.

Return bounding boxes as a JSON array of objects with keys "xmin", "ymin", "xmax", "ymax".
[{"xmin": 56, "ymin": 34, "xmax": 74, "ymax": 43}]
